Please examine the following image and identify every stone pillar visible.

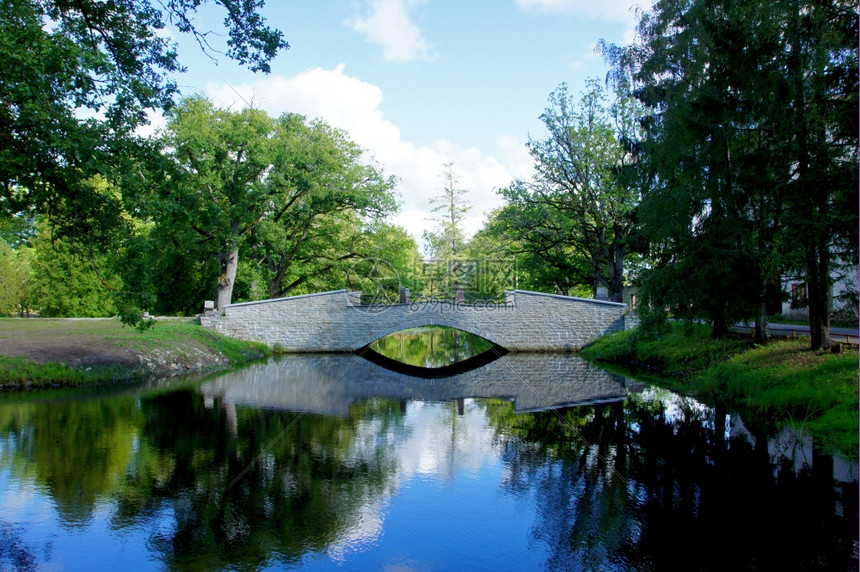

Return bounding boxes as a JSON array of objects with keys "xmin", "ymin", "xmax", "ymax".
[{"xmin": 399, "ymin": 286, "xmax": 410, "ymax": 304}]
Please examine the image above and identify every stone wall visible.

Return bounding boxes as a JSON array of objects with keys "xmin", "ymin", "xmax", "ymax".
[{"xmin": 200, "ymin": 289, "xmax": 630, "ymax": 352}]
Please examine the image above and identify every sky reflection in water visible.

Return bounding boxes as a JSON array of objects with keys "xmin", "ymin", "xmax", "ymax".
[{"xmin": 0, "ymin": 351, "xmax": 856, "ymax": 571}]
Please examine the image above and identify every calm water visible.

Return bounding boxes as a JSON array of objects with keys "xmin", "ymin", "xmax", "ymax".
[
  {"xmin": 0, "ymin": 340, "xmax": 856, "ymax": 570},
  {"xmin": 368, "ymin": 326, "xmax": 496, "ymax": 368}
]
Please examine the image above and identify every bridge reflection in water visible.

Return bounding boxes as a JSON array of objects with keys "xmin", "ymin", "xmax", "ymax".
[{"xmin": 198, "ymin": 353, "xmax": 639, "ymax": 417}]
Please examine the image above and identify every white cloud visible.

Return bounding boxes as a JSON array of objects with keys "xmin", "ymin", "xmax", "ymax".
[
  {"xmin": 515, "ymin": 0, "xmax": 648, "ymax": 43},
  {"xmin": 206, "ymin": 65, "xmax": 521, "ymax": 247},
  {"xmin": 347, "ymin": 0, "xmax": 435, "ymax": 63}
]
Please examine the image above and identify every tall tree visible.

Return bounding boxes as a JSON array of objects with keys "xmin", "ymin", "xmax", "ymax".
[
  {"xmin": 610, "ymin": 0, "xmax": 857, "ymax": 345},
  {"xmin": 0, "ymin": 0, "xmax": 286, "ymax": 242},
  {"xmin": 249, "ymin": 120, "xmax": 398, "ymax": 300},
  {"xmin": 160, "ymin": 97, "xmax": 277, "ymax": 309},
  {"xmin": 500, "ymin": 80, "xmax": 645, "ymax": 302},
  {"xmin": 151, "ymin": 98, "xmax": 397, "ymax": 310},
  {"xmin": 776, "ymin": 0, "xmax": 858, "ymax": 349},
  {"xmin": 423, "ymin": 162, "xmax": 472, "ymax": 260}
]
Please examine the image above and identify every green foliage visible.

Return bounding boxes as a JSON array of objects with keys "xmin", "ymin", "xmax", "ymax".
[
  {"xmin": 423, "ymin": 162, "xmax": 472, "ymax": 260},
  {"xmin": 139, "ymin": 98, "xmax": 399, "ymax": 310},
  {"xmin": 607, "ymin": 0, "xmax": 858, "ymax": 346},
  {"xmin": 0, "ymin": 240, "xmax": 32, "ymax": 316},
  {"xmin": 0, "ymin": 0, "xmax": 286, "ymax": 242},
  {"xmin": 584, "ymin": 326, "xmax": 859, "ymax": 456},
  {"xmin": 497, "ymin": 79, "xmax": 646, "ymax": 302},
  {"xmin": 28, "ymin": 226, "xmax": 120, "ymax": 317}
]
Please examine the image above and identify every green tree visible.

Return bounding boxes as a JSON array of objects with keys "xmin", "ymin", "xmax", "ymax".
[
  {"xmin": 0, "ymin": 240, "xmax": 33, "ymax": 316},
  {"xmin": 159, "ymin": 97, "xmax": 280, "ymax": 309},
  {"xmin": 421, "ymin": 162, "xmax": 474, "ymax": 300},
  {"xmin": 423, "ymin": 162, "xmax": 472, "ymax": 260},
  {"xmin": 247, "ymin": 119, "xmax": 398, "ymax": 300},
  {"xmin": 499, "ymin": 80, "xmax": 644, "ymax": 302},
  {"xmin": 29, "ymin": 224, "xmax": 121, "ymax": 317},
  {"xmin": 776, "ymin": 0, "xmax": 858, "ymax": 348},
  {"xmin": 0, "ymin": 0, "xmax": 287, "ymax": 242},
  {"xmin": 341, "ymin": 223, "xmax": 423, "ymax": 303},
  {"xmin": 150, "ymin": 98, "xmax": 398, "ymax": 310},
  {"xmin": 609, "ymin": 0, "xmax": 857, "ymax": 345}
]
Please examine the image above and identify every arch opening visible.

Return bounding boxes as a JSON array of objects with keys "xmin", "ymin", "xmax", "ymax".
[{"xmin": 357, "ymin": 326, "xmax": 507, "ymax": 376}]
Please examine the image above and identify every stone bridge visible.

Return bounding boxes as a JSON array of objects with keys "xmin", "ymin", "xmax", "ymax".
[{"xmin": 200, "ymin": 289, "xmax": 633, "ymax": 352}]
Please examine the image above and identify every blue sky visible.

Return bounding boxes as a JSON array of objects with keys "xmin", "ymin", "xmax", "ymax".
[{"xmin": 161, "ymin": 0, "xmax": 647, "ymax": 246}]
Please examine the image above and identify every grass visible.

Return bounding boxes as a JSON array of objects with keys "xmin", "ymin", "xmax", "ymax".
[
  {"xmin": 582, "ymin": 323, "xmax": 859, "ymax": 458},
  {"xmin": 0, "ymin": 317, "xmax": 272, "ymax": 387},
  {"xmin": 0, "ymin": 356, "xmax": 132, "ymax": 387}
]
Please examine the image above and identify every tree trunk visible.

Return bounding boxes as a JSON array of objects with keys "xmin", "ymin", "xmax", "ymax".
[
  {"xmin": 806, "ymin": 241, "xmax": 831, "ymax": 350},
  {"xmin": 711, "ymin": 296, "xmax": 729, "ymax": 338},
  {"xmin": 754, "ymin": 282, "xmax": 770, "ymax": 344},
  {"xmin": 754, "ymin": 302, "xmax": 770, "ymax": 344},
  {"xmin": 608, "ymin": 243, "xmax": 624, "ymax": 303},
  {"xmin": 215, "ymin": 246, "xmax": 239, "ymax": 310}
]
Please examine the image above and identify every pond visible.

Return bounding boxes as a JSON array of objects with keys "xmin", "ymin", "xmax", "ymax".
[{"xmin": 0, "ymin": 329, "xmax": 856, "ymax": 570}]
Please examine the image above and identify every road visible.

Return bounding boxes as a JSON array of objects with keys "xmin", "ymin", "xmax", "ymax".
[{"xmin": 731, "ymin": 322, "xmax": 858, "ymax": 344}]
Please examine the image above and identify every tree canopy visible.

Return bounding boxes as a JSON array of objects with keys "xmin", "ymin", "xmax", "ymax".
[
  {"xmin": 498, "ymin": 79, "xmax": 647, "ymax": 303},
  {"xmin": 0, "ymin": 0, "xmax": 287, "ymax": 243},
  {"xmin": 606, "ymin": 0, "xmax": 858, "ymax": 346}
]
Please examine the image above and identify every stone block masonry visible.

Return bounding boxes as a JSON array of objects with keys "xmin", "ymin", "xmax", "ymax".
[{"xmin": 199, "ymin": 289, "xmax": 631, "ymax": 352}]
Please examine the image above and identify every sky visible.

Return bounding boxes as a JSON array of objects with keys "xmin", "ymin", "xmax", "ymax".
[{"xmin": 160, "ymin": 0, "xmax": 649, "ymax": 249}]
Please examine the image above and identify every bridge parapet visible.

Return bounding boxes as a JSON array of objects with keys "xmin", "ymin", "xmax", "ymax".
[{"xmin": 200, "ymin": 289, "xmax": 630, "ymax": 352}]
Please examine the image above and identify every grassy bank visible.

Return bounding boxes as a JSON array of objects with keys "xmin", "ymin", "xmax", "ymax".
[
  {"xmin": 0, "ymin": 318, "xmax": 272, "ymax": 387},
  {"xmin": 581, "ymin": 323, "xmax": 859, "ymax": 457}
]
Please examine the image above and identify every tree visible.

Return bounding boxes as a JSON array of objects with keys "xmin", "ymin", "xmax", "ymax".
[
  {"xmin": 0, "ymin": 0, "xmax": 287, "ymax": 242},
  {"xmin": 776, "ymin": 0, "xmax": 858, "ymax": 349},
  {"xmin": 151, "ymin": 98, "xmax": 398, "ymax": 310},
  {"xmin": 609, "ymin": 0, "xmax": 857, "ymax": 345},
  {"xmin": 476, "ymin": 204, "xmax": 592, "ymax": 296},
  {"xmin": 499, "ymin": 80, "xmax": 645, "ymax": 302},
  {"xmin": 423, "ymin": 162, "xmax": 472, "ymax": 260},
  {"xmin": 0, "ymin": 239, "xmax": 32, "ymax": 316},
  {"xmin": 28, "ymin": 223, "xmax": 121, "ymax": 317},
  {"xmin": 247, "ymin": 120, "xmax": 398, "ymax": 300},
  {"xmin": 420, "ymin": 162, "xmax": 474, "ymax": 299},
  {"xmin": 158, "ymin": 97, "xmax": 277, "ymax": 309}
]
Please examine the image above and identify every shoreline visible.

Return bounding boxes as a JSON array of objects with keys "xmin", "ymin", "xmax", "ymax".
[
  {"xmin": 0, "ymin": 317, "xmax": 272, "ymax": 389},
  {"xmin": 580, "ymin": 323, "xmax": 859, "ymax": 458}
]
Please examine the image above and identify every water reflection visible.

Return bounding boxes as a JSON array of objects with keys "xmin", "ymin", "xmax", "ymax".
[
  {"xmin": 198, "ymin": 353, "xmax": 631, "ymax": 415},
  {"xmin": 0, "ymin": 358, "xmax": 855, "ymax": 570},
  {"xmin": 367, "ymin": 326, "xmax": 496, "ymax": 368}
]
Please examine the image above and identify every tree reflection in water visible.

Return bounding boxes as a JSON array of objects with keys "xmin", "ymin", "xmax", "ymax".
[
  {"xmin": 368, "ymin": 326, "xmax": 495, "ymax": 368},
  {"xmin": 0, "ymin": 368, "xmax": 855, "ymax": 570},
  {"xmin": 484, "ymin": 391, "xmax": 858, "ymax": 571}
]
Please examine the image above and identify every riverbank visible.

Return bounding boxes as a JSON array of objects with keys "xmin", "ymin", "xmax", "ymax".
[
  {"xmin": 581, "ymin": 323, "xmax": 859, "ymax": 457},
  {"xmin": 0, "ymin": 317, "xmax": 271, "ymax": 388}
]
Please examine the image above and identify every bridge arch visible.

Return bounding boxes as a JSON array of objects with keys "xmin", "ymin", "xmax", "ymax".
[
  {"xmin": 350, "ymin": 315, "xmax": 504, "ymax": 351},
  {"xmin": 200, "ymin": 289, "xmax": 631, "ymax": 352}
]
